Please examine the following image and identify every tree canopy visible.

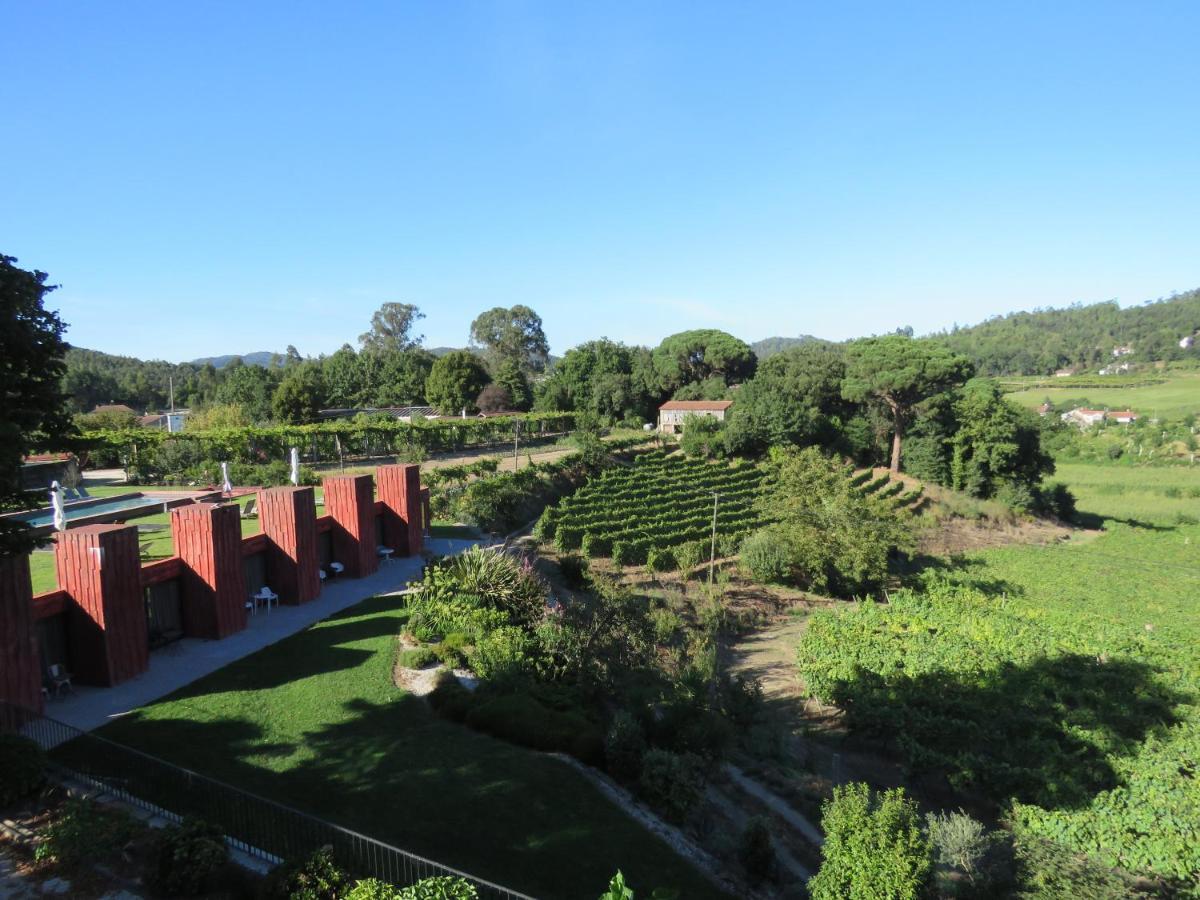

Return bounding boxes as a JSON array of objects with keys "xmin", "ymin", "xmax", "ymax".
[
  {"xmin": 724, "ymin": 343, "xmax": 849, "ymax": 456},
  {"xmin": 651, "ymin": 329, "xmax": 757, "ymax": 397},
  {"xmin": 469, "ymin": 305, "xmax": 549, "ymax": 374},
  {"xmin": 842, "ymin": 335, "xmax": 973, "ymax": 472},
  {"xmin": 535, "ymin": 338, "xmax": 655, "ymax": 424},
  {"xmin": 1, "ymin": 254, "xmax": 73, "ymax": 554},
  {"xmin": 359, "ymin": 302, "xmax": 424, "ymax": 354},
  {"xmin": 425, "ymin": 350, "xmax": 490, "ymax": 415}
]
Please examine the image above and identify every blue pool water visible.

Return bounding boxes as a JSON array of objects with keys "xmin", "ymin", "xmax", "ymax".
[{"xmin": 12, "ymin": 495, "xmax": 164, "ymax": 528}]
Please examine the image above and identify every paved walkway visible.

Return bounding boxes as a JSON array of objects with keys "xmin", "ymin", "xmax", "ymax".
[{"xmin": 42, "ymin": 538, "xmax": 476, "ymax": 733}]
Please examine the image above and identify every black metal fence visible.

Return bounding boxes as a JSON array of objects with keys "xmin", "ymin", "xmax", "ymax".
[{"xmin": 1, "ymin": 702, "xmax": 535, "ymax": 900}]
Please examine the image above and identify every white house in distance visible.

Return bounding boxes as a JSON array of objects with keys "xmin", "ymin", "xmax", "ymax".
[
  {"xmin": 658, "ymin": 399, "xmax": 733, "ymax": 434},
  {"xmin": 1181, "ymin": 334, "xmax": 1196, "ymax": 350},
  {"xmin": 1061, "ymin": 407, "xmax": 1139, "ymax": 428}
]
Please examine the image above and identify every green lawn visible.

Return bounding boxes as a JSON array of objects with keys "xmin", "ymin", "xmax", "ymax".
[
  {"xmin": 86, "ymin": 595, "xmax": 727, "ymax": 900},
  {"xmin": 1004, "ymin": 370, "xmax": 1200, "ymax": 420}
]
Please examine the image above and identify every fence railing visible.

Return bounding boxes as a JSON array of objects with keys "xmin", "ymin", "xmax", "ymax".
[{"xmin": 0, "ymin": 702, "xmax": 536, "ymax": 900}]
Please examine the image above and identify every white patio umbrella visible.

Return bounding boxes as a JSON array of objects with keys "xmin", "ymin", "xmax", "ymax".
[
  {"xmin": 221, "ymin": 461, "xmax": 233, "ymax": 496},
  {"xmin": 50, "ymin": 480, "xmax": 67, "ymax": 532},
  {"xmin": 289, "ymin": 447, "xmax": 300, "ymax": 486}
]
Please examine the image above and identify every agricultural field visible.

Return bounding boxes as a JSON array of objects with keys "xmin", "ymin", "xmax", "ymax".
[
  {"xmin": 1003, "ymin": 369, "xmax": 1200, "ymax": 421},
  {"xmin": 797, "ymin": 462, "xmax": 1200, "ymax": 888},
  {"xmin": 534, "ymin": 449, "xmax": 769, "ymax": 567}
]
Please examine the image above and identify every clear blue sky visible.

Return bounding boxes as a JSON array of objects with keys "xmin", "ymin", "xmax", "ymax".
[{"xmin": 2, "ymin": 1, "xmax": 1197, "ymax": 361}]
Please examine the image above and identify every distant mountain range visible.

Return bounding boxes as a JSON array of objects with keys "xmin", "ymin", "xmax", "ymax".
[
  {"xmin": 750, "ymin": 334, "xmax": 827, "ymax": 359},
  {"xmin": 189, "ymin": 351, "xmax": 278, "ymax": 368}
]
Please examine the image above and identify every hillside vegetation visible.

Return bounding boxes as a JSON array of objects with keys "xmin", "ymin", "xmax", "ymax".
[{"xmin": 933, "ymin": 288, "xmax": 1200, "ymax": 375}]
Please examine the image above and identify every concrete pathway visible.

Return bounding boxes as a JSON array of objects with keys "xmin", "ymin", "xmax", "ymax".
[{"xmin": 42, "ymin": 538, "xmax": 476, "ymax": 734}]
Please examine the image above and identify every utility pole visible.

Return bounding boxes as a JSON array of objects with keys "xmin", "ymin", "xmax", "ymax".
[{"xmin": 708, "ymin": 491, "xmax": 720, "ymax": 588}]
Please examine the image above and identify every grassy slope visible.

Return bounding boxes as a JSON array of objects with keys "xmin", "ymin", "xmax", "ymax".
[
  {"xmin": 1004, "ymin": 370, "xmax": 1200, "ymax": 420},
  {"xmin": 91, "ymin": 595, "xmax": 727, "ymax": 900}
]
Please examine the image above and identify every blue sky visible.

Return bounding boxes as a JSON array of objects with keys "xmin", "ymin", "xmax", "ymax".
[{"xmin": 2, "ymin": 1, "xmax": 1197, "ymax": 361}]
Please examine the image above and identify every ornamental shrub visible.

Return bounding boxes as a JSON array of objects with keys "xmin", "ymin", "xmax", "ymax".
[
  {"xmin": 808, "ymin": 783, "xmax": 933, "ymax": 900},
  {"xmin": 638, "ymin": 749, "xmax": 706, "ymax": 822},
  {"xmin": 470, "ymin": 626, "xmax": 534, "ymax": 684},
  {"xmin": 464, "ymin": 693, "xmax": 604, "ymax": 765},
  {"xmin": 604, "ymin": 711, "xmax": 647, "ymax": 783},
  {"xmin": 926, "ymin": 809, "xmax": 1009, "ymax": 892},
  {"xmin": 153, "ymin": 817, "xmax": 228, "ymax": 897},
  {"xmin": 426, "ymin": 670, "xmax": 477, "ymax": 722},
  {"xmin": 433, "ymin": 632, "xmax": 470, "ymax": 668},
  {"xmin": 398, "ymin": 876, "xmax": 478, "ymax": 899},
  {"xmin": 739, "ymin": 528, "xmax": 791, "ymax": 584},
  {"xmin": 259, "ymin": 846, "xmax": 349, "ymax": 900},
  {"xmin": 397, "ymin": 646, "xmax": 437, "ymax": 669},
  {"xmin": 346, "ymin": 879, "xmax": 400, "ymax": 900},
  {"xmin": 0, "ymin": 733, "xmax": 46, "ymax": 806}
]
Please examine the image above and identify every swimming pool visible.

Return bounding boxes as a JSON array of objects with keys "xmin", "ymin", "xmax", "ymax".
[{"xmin": 3, "ymin": 490, "xmax": 219, "ymax": 535}]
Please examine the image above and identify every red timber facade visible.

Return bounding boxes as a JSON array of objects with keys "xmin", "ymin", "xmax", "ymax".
[
  {"xmin": 0, "ymin": 554, "xmax": 42, "ymax": 712},
  {"xmin": 171, "ymin": 502, "xmax": 247, "ymax": 639},
  {"xmin": 55, "ymin": 524, "xmax": 149, "ymax": 687},
  {"xmin": 258, "ymin": 486, "xmax": 321, "ymax": 605},
  {"xmin": 376, "ymin": 464, "xmax": 424, "ymax": 557},
  {"xmin": 324, "ymin": 475, "xmax": 378, "ymax": 578},
  {"xmin": 0, "ymin": 467, "xmax": 425, "ymax": 711}
]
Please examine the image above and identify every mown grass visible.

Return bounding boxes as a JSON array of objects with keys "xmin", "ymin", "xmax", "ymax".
[
  {"xmin": 1052, "ymin": 461, "xmax": 1200, "ymax": 526},
  {"xmin": 1004, "ymin": 370, "xmax": 1200, "ymax": 421},
  {"xmin": 87, "ymin": 595, "xmax": 727, "ymax": 900}
]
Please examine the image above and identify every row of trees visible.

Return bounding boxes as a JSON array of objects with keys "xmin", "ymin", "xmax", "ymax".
[{"xmin": 64, "ymin": 303, "xmax": 553, "ymax": 424}]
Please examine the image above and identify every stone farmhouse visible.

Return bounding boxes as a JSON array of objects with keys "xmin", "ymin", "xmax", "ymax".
[
  {"xmin": 1061, "ymin": 407, "xmax": 1139, "ymax": 428},
  {"xmin": 657, "ymin": 400, "xmax": 733, "ymax": 434}
]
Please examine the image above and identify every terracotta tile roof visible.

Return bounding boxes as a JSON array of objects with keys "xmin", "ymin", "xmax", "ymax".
[{"xmin": 658, "ymin": 400, "xmax": 734, "ymax": 411}]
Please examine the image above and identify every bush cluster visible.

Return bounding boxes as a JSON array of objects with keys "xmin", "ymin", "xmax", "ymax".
[
  {"xmin": 0, "ymin": 733, "xmax": 46, "ymax": 806},
  {"xmin": 153, "ymin": 817, "xmax": 228, "ymax": 897}
]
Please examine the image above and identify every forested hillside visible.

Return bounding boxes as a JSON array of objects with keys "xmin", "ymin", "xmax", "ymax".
[{"xmin": 933, "ymin": 288, "xmax": 1200, "ymax": 375}]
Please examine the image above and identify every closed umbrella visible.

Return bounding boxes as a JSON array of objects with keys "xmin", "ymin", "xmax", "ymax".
[
  {"xmin": 50, "ymin": 481, "xmax": 67, "ymax": 532},
  {"xmin": 289, "ymin": 447, "xmax": 300, "ymax": 486},
  {"xmin": 221, "ymin": 461, "xmax": 233, "ymax": 496}
]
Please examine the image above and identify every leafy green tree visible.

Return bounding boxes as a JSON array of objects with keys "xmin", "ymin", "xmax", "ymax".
[
  {"xmin": 425, "ymin": 350, "xmax": 490, "ymax": 415},
  {"xmin": 724, "ymin": 343, "xmax": 849, "ymax": 456},
  {"xmin": 359, "ymin": 302, "xmax": 424, "ymax": 353},
  {"xmin": 650, "ymin": 329, "xmax": 756, "ymax": 397},
  {"xmin": 272, "ymin": 362, "xmax": 326, "ymax": 424},
  {"xmin": 679, "ymin": 414, "xmax": 726, "ymax": 459},
  {"xmin": 322, "ymin": 344, "xmax": 367, "ymax": 408},
  {"xmin": 76, "ymin": 407, "xmax": 140, "ymax": 430},
  {"xmin": 755, "ymin": 447, "xmax": 912, "ymax": 597},
  {"xmin": 214, "ymin": 363, "xmax": 278, "ymax": 422},
  {"xmin": 1, "ymin": 254, "xmax": 74, "ymax": 554},
  {"xmin": 808, "ymin": 783, "xmax": 933, "ymax": 900},
  {"xmin": 535, "ymin": 339, "xmax": 654, "ymax": 423},
  {"xmin": 469, "ymin": 305, "xmax": 549, "ymax": 373},
  {"xmin": 373, "ymin": 349, "xmax": 434, "ymax": 406},
  {"xmin": 842, "ymin": 334, "xmax": 973, "ymax": 472},
  {"xmin": 493, "ymin": 359, "xmax": 532, "ymax": 411}
]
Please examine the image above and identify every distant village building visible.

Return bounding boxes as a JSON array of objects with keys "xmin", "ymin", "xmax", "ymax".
[
  {"xmin": 138, "ymin": 410, "xmax": 190, "ymax": 432},
  {"xmin": 1061, "ymin": 407, "xmax": 1139, "ymax": 428},
  {"xmin": 318, "ymin": 406, "xmax": 438, "ymax": 422},
  {"xmin": 1098, "ymin": 362, "xmax": 1131, "ymax": 376},
  {"xmin": 1037, "ymin": 402, "xmax": 1053, "ymax": 416},
  {"xmin": 1181, "ymin": 335, "xmax": 1196, "ymax": 350},
  {"xmin": 1053, "ymin": 369, "xmax": 1074, "ymax": 378},
  {"xmin": 657, "ymin": 400, "xmax": 733, "ymax": 434},
  {"xmin": 90, "ymin": 403, "xmax": 138, "ymax": 417},
  {"xmin": 1112, "ymin": 344, "xmax": 1134, "ymax": 358}
]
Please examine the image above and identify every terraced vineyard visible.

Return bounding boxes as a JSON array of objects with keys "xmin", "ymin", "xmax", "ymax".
[{"xmin": 533, "ymin": 450, "xmax": 769, "ymax": 567}]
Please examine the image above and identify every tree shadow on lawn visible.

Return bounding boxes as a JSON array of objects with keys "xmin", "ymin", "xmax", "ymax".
[
  {"xmin": 827, "ymin": 653, "xmax": 1188, "ymax": 815},
  {"xmin": 893, "ymin": 552, "xmax": 1028, "ymax": 597},
  {"xmin": 89, "ymin": 697, "xmax": 729, "ymax": 900},
  {"xmin": 1073, "ymin": 510, "xmax": 1178, "ymax": 532}
]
